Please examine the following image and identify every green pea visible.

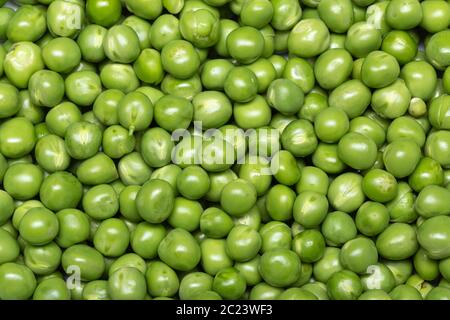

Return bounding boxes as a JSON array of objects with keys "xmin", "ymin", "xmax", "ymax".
[
  {"xmin": 168, "ymin": 197, "xmax": 202, "ymax": 232},
  {"xmin": 135, "ymin": 179, "xmax": 175, "ymax": 223},
  {"xmin": 108, "ymin": 267, "xmax": 146, "ymax": 300},
  {"xmin": 384, "ymin": 259, "xmax": 414, "ymax": 286},
  {"xmin": 199, "ymin": 207, "xmax": 234, "ymax": 239},
  {"xmin": 100, "ymin": 63, "xmax": 140, "ymax": 93},
  {"xmin": 0, "ymin": 7, "xmax": 14, "ymax": 41},
  {"xmin": 133, "ymin": 49, "xmax": 164, "ymax": 85},
  {"xmin": 93, "ymin": 218, "xmax": 129, "ymax": 257},
  {"xmin": 425, "ymin": 30, "xmax": 450, "ymax": 70},
  {"xmin": 47, "ymin": 0, "xmax": 84, "ymax": 38},
  {"xmin": 65, "ymin": 71, "xmax": 102, "ymax": 107},
  {"xmin": 345, "ymin": 22, "xmax": 382, "ymax": 58},
  {"xmin": 179, "ymin": 272, "xmax": 213, "ymax": 300},
  {"xmin": 293, "ymin": 191, "xmax": 328, "ymax": 228},
  {"xmin": 0, "ymin": 228, "xmax": 19, "ymax": 265},
  {"xmin": 288, "ymin": 19, "xmax": 330, "ymax": 58},
  {"xmin": 386, "ymin": 182, "xmax": 418, "ymax": 223},
  {"xmin": 140, "ymin": 128, "xmax": 174, "ymax": 168},
  {"xmin": 0, "ymin": 263, "xmax": 36, "ymax": 300},
  {"xmin": 361, "ymin": 51, "xmax": 400, "ymax": 89},
  {"xmin": 283, "ymin": 57, "xmax": 315, "ymax": 93},
  {"xmin": 259, "ymin": 248, "xmax": 301, "ymax": 287},
  {"xmin": 76, "ymin": 25, "xmax": 107, "ymax": 63},
  {"xmin": 145, "ymin": 261, "xmax": 179, "ymax": 298},
  {"xmin": 386, "ymin": 0, "xmax": 423, "ymax": 30},
  {"xmin": 390, "ymin": 284, "xmax": 422, "ymax": 300},
  {"xmin": 0, "ymin": 117, "xmax": 36, "ymax": 159},
  {"xmin": 42, "ymin": 37, "xmax": 81, "ymax": 73},
  {"xmin": 130, "ymin": 222, "xmax": 166, "ymax": 259},
  {"xmin": 355, "ymin": 201, "xmax": 390, "ymax": 236},
  {"xmin": 259, "ymin": 221, "xmax": 292, "ymax": 252},
  {"xmin": 417, "ymin": 215, "xmax": 450, "ymax": 259},
  {"xmin": 65, "ymin": 121, "xmax": 102, "ymax": 160},
  {"xmin": 360, "ymin": 263, "xmax": 396, "ymax": 292},
  {"xmin": 220, "ymin": 179, "xmax": 257, "ymax": 217},
  {"xmin": 158, "ymin": 228, "xmax": 201, "ymax": 271},
  {"xmin": 327, "ymin": 270, "xmax": 363, "ymax": 300},
  {"xmin": 19, "ymin": 207, "xmax": 59, "ymax": 246},
  {"xmin": 312, "ymin": 247, "xmax": 343, "ymax": 283},
  {"xmin": 24, "ymin": 241, "xmax": 61, "ymax": 276},
  {"xmin": 161, "ymin": 40, "xmax": 200, "ymax": 79},
  {"xmin": 212, "ymin": 267, "xmax": 246, "ymax": 299},
  {"xmin": 327, "ymin": 172, "xmax": 365, "ymax": 213},
  {"xmin": 321, "ymin": 211, "xmax": 357, "ymax": 246},
  {"xmin": 425, "ymin": 130, "xmax": 450, "ymax": 168},
  {"xmin": 420, "ymin": 0, "xmax": 450, "ymax": 33},
  {"xmin": 200, "ymin": 239, "xmax": 233, "ymax": 275},
  {"xmin": 340, "ymin": 237, "xmax": 378, "ymax": 274},
  {"xmin": 292, "ymin": 229, "xmax": 326, "ymax": 263},
  {"xmin": 0, "ymin": 83, "xmax": 19, "ymax": 119},
  {"xmin": 55, "ymin": 209, "xmax": 90, "ymax": 248},
  {"xmin": 376, "ymin": 223, "xmax": 419, "ymax": 260},
  {"xmin": 103, "ymin": 25, "xmax": 140, "ymax": 64},
  {"xmin": 82, "ymin": 280, "xmax": 109, "ymax": 300},
  {"xmin": 381, "ymin": 31, "xmax": 418, "ymax": 65},
  {"xmin": 45, "ymin": 102, "xmax": 82, "ymax": 137},
  {"xmin": 318, "ymin": 0, "xmax": 354, "ymax": 33},
  {"xmin": 383, "ymin": 139, "xmax": 422, "ymax": 178},
  {"xmin": 86, "ymin": 0, "xmax": 121, "ymax": 27},
  {"xmin": 76, "ymin": 153, "xmax": 119, "ymax": 185},
  {"xmin": 429, "ymin": 95, "xmax": 450, "ymax": 130},
  {"xmin": 329, "ymin": 80, "xmax": 371, "ymax": 118}
]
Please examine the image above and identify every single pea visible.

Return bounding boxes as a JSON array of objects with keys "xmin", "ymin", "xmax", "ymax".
[
  {"xmin": 24, "ymin": 241, "xmax": 62, "ymax": 276},
  {"xmin": 0, "ymin": 228, "xmax": 19, "ymax": 265},
  {"xmin": 125, "ymin": 0, "xmax": 163, "ymax": 20},
  {"xmin": 220, "ymin": 179, "xmax": 257, "ymax": 217},
  {"xmin": 76, "ymin": 153, "xmax": 119, "ymax": 185},
  {"xmin": 321, "ymin": 211, "xmax": 357, "ymax": 246},
  {"xmin": 383, "ymin": 139, "xmax": 422, "ymax": 178},
  {"xmin": 340, "ymin": 237, "xmax": 378, "ymax": 274},
  {"xmin": 133, "ymin": 49, "xmax": 164, "ymax": 85},
  {"xmin": 82, "ymin": 184, "xmax": 118, "ymax": 220},
  {"xmin": 267, "ymin": 79, "xmax": 304, "ymax": 115},
  {"xmin": 65, "ymin": 71, "xmax": 102, "ymax": 107},
  {"xmin": 345, "ymin": 22, "xmax": 382, "ymax": 58},
  {"xmin": 327, "ymin": 270, "xmax": 363, "ymax": 300},
  {"xmin": 135, "ymin": 179, "xmax": 175, "ymax": 223},
  {"xmin": 327, "ymin": 172, "xmax": 365, "ymax": 213},
  {"xmin": 295, "ymin": 166, "xmax": 329, "ymax": 195},
  {"xmin": 158, "ymin": 228, "xmax": 201, "ymax": 271},
  {"xmin": 224, "ymin": 67, "xmax": 258, "ymax": 103},
  {"xmin": 401, "ymin": 61, "xmax": 437, "ymax": 101},
  {"xmin": 355, "ymin": 202, "xmax": 390, "ymax": 236},
  {"xmin": 65, "ymin": 121, "xmax": 102, "ymax": 160},
  {"xmin": 387, "ymin": 116, "xmax": 426, "ymax": 147},
  {"xmin": 0, "ymin": 7, "xmax": 14, "ymax": 41},
  {"xmin": 425, "ymin": 30, "xmax": 450, "ymax": 70},
  {"xmin": 100, "ymin": 63, "xmax": 140, "ymax": 93},
  {"xmin": 314, "ymin": 107, "xmax": 349, "ymax": 143},
  {"xmin": 0, "ymin": 82, "xmax": 19, "ymax": 119},
  {"xmin": 390, "ymin": 284, "xmax": 422, "ymax": 300},
  {"xmin": 362, "ymin": 169, "xmax": 398, "ymax": 203},
  {"xmin": 292, "ymin": 229, "xmax": 326, "ymax": 263},
  {"xmin": 140, "ymin": 128, "xmax": 174, "ymax": 168},
  {"xmin": 161, "ymin": 74, "xmax": 202, "ymax": 100},
  {"xmin": 386, "ymin": 0, "xmax": 423, "ymax": 30},
  {"xmin": 212, "ymin": 267, "xmax": 246, "ymax": 300},
  {"xmin": 200, "ymin": 239, "xmax": 233, "ymax": 275},
  {"xmin": 93, "ymin": 218, "xmax": 129, "ymax": 257},
  {"xmin": 420, "ymin": 0, "xmax": 450, "ymax": 33},
  {"xmin": 283, "ymin": 57, "xmax": 316, "ymax": 93},
  {"xmin": 16, "ymin": 90, "xmax": 44, "ymax": 124},
  {"xmin": 226, "ymin": 26, "xmax": 264, "ymax": 64},
  {"xmin": 386, "ymin": 182, "xmax": 418, "ymax": 223},
  {"xmin": 361, "ymin": 51, "xmax": 400, "ymax": 89},
  {"xmin": 425, "ymin": 130, "xmax": 450, "ymax": 168},
  {"xmin": 0, "ymin": 117, "xmax": 36, "ymax": 159},
  {"xmin": 428, "ymin": 95, "xmax": 450, "ymax": 130},
  {"xmin": 145, "ymin": 261, "xmax": 179, "ymax": 298},
  {"xmin": 259, "ymin": 248, "xmax": 301, "ymax": 287},
  {"xmin": 313, "ymin": 247, "xmax": 343, "ymax": 283},
  {"xmin": 118, "ymin": 152, "xmax": 152, "ymax": 186},
  {"xmin": 154, "ymin": 95, "xmax": 193, "ymax": 132},
  {"xmin": 417, "ymin": 215, "xmax": 450, "ymax": 260},
  {"xmin": 293, "ymin": 191, "xmax": 328, "ymax": 228},
  {"xmin": 360, "ymin": 263, "xmax": 396, "ymax": 292},
  {"xmin": 76, "ymin": 24, "xmax": 107, "ymax": 63},
  {"xmin": 168, "ymin": 197, "xmax": 203, "ymax": 232},
  {"xmin": 161, "ymin": 40, "xmax": 200, "ymax": 79},
  {"xmin": 288, "ymin": 19, "xmax": 330, "ymax": 58},
  {"xmin": 0, "ymin": 263, "xmax": 36, "ymax": 300},
  {"xmin": 265, "ymin": 184, "xmax": 295, "ymax": 221},
  {"xmin": 259, "ymin": 221, "xmax": 292, "ymax": 252},
  {"xmin": 415, "ymin": 185, "xmax": 450, "ymax": 218},
  {"xmin": 108, "ymin": 267, "xmax": 146, "ymax": 300},
  {"xmin": 47, "ymin": 0, "xmax": 84, "ymax": 38},
  {"xmin": 34, "ymin": 134, "xmax": 70, "ymax": 173},
  {"xmin": 55, "ymin": 209, "xmax": 90, "ymax": 249},
  {"xmin": 19, "ymin": 207, "xmax": 59, "ymax": 246},
  {"xmin": 3, "ymin": 164, "xmax": 43, "ymax": 202},
  {"xmin": 178, "ymin": 272, "xmax": 213, "ymax": 300},
  {"xmin": 199, "ymin": 207, "xmax": 234, "ymax": 239},
  {"xmin": 42, "ymin": 37, "xmax": 81, "ymax": 74},
  {"xmin": 376, "ymin": 223, "xmax": 419, "ymax": 260},
  {"xmin": 381, "ymin": 30, "xmax": 418, "ymax": 65},
  {"xmin": 86, "ymin": 0, "xmax": 121, "ymax": 27},
  {"xmin": 103, "ymin": 25, "xmax": 140, "ymax": 64}
]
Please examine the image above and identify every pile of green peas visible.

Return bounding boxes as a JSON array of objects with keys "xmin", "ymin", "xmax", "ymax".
[{"xmin": 0, "ymin": 0, "xmax": 450, "ymax": 301}]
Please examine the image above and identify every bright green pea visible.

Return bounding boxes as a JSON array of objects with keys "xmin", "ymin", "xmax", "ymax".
[
  {"xmin": 386, "ymin": 182, "xmax": 418, "ymax": 223},
  {"xmin": 355, "ymin": 202, "xmax": 390, "ymax": 236},
  {"xmin": 103, "ymin": 25, "xmax": 140, "ymax": 64},
  {"xmin": 426, "ymin": 30, "xmax": 450, "ymax": 70},
  {"xmin": 65, "ymin": 71, "xmax": 102, "ymax": 107},
  {"xmin": 47, "ymin": 0, "xmax": 85, "ymax": 38},
  {"xmin": 168, "ymin": 197, "xmax": 202, "ymax": 232},
  {"xmin": 428, "ymin": 95, "xmax": 450, "ymax": 130},
  {"xmin": 100, "ymin": 63, "xmax": 140, "ymax": 93},
  {"xmin": 329, "ymin": 79, "xmax": 371, "ymax": 119},
  {"xmin": 76, "ymin": 25, "xmax": 107, "ymax": 63},
  {"xmin": 220, "ymin": 179, "xmax": 257, "ymax": 217},
  {"xmin": 200, "ymin": 239, "xmax": 233, "ymax": 275},
  {"xmin": 42, "ymin": 37, "xmax": 81, "ymax": 73},
  {"xmin": 386, "ymin": 0, "xmax": 423, "ymax": 30},
  {"xmin": 46, "ymin": 102, "xmax": 83, "ymax": 137},
  {"xmin": 361, "ymin": 51, "xmax": 400, "ymax": 89},
  {"xmin": 0, "ymin": 263, "xmax": 36, "ymax": 300},
  {"xmin": 259, "ymin": 248, "xmax": 301, "ymax": 288},
  {"xmin": 108, "ymin": 267, "xmax": 146, "ymax": 300},
  {"xmin": 283, "ymin": 57, "xmax": 315, "ymax": 93},
  {"xmin": 34, "ymin": 134, "xmax": 70, "ymax": 173},
  {"xmin": 158, "ymin": 228, "xmax": 201, "ymax": 271},
  {"xmin": 145, "ymin": 261, "xmax": 179, "ymax": 298},
  {"xmin": 65, "ymin": 121, "xmax": 102, "ymax": 160},
  {"xmin": 376, "ymin": 223, "xmax": 419, "ymax": 260},
  {"xmin": 288, "ymin": 19, "xmax": 330, "ymax": 58},
  {"xmin": 340, "ymin": 237, "xmax": 378, "ymax": 274},
  {"xmin": 383, "ymin": 139, "xmax": 421, "ymax": 178},
  {"xmin": 0, "ymin": 82, "xmax": 19, "ymax": 119}
]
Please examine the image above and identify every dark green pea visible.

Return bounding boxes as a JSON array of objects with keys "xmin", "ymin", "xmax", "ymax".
[
  {"xmin": 55, "ymin": 209, "xmax": 90, "ymax": 248},
  {"xmin": 376, "ymin": 223, "xmax": 419, "ymax": 260},
  {"xmin": 77, "ymin": 24, "xmax": 107, "ymax": 63},
  {"xmin": 292, "ymin": 229, "xmax": 326, "ymax": 263},
  {"xmin": 46, "ymin": 102, "xmax": 83, "ymax": 137},
  {"xmin": 200, "ymin": 207, "xmax": 234, "ymax": 239},
  {"xmin": 0, "ymin": 117, "xmax": 36, "ymax": 158},
  {"xmin": 158, "ymin": 228, "xmax": 201, "ymax": 271},
  {"xmin": 201, "ymin": 239, "xmax": 233, "ymax": 275},
  {"xmin": 259, "ymin": 221, "xmax": 292, "ymax": 252},
  {"xmin": 34, "ymin": 134, "xmax": 70, "ymax": 173},
  {"xmin": 288, "ymin": 19, "xmax": 330, "ymax": 58},
  {"xmin": 340, "ymin": 237, "xmax": 378, "ymax": 274},
  {"xmin": 313, "ymin": 247, "xmax": 343, "ymax": 283},
  {"xmin": 100, "ymin": 63, "xmax": 140, "ymax": 93},
  {"xmin": 383, "ymin": 139, "xmax": 421, "ymax": 178},
  {"xmin": 145, "ymin": 261, "xmax": 179, "ymax": 298},
  {"xmin": 3, "ymin": 163, "xmax": 43, "ymax": 201},
  {"xmin": 386, "ymin": 182, "xmax": 418, "ymax": 223},
  {"xmin": 283, "ymin": 57, "xmax": 315, "ymax": 93},
  {"xmin": 381, "ymin": 31, "xmax": 418, "ymax": 65},
  {"xmin": 355, "ymin": 202, "xmax": 390, "ymax": 236},
  {"xmin": 108, "ymin": 267, "xmax": 146, "ymax": 300},
  {"xmin": 140, "ymin": 128, "xmax": 174, "ymax": 168},
  {"xmin": 0, "ymin": 263, "xmax": 36, "ymax": 300},
  {"xmin": 65, "ymin": 121, "xmax": 102, "ymax": 160},
  {"xmin": 327, "ymin": 270, "xmax": 363, "ymax": 300},
  {"xmin": 136, "ymin": 179, "xmax": 175, "ymax": 223}
]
